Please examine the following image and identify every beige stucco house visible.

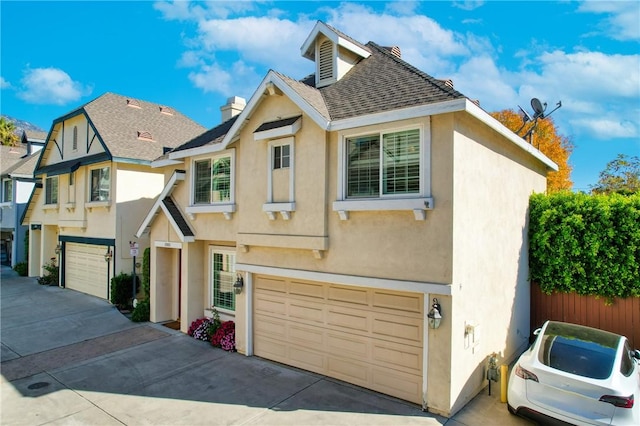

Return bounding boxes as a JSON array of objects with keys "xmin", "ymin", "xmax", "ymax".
[
  {"xmin": 136, "ymin": 22, "xmax": 556, "ymax": 416},
  {"xmin": 22, "ymin": 93, "xmax": 204, "ymax": 300}
]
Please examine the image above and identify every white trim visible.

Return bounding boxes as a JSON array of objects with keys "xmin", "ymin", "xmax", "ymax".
[
  {"xmin": 209, "ymin": 246, "xmax": 238, "ymax": 313},
  {"xmin": 185, "ymin": 203, "xmax": 236, "ymax": 218},
  {"xmin": 300, "ymin": 21, "xmax": 371, "ymax": 61},
  {"xmin": 245, "ymin": 272, "xmax": 253, "ymax": 356},
  {"xmin": 151, "ymin": 157, "xmax": 183, "ymax": 168},
  {"xmin": 135, "ymin": 170, "xmax": 186, "ymax": 238},
  {"xmin": 159, "ymin": 202, "xmax": 195, "ymax": 243},
  {"xmin": 154, "ymin": 241, "xmax": 183, "ymax": 249},
  {"xmin": 422, "ymin": 296, "xmax": 429, "ymax": 411},
  {"xmin": 234, "ymin": 263, "xmax": 452, "ymax": 296}
]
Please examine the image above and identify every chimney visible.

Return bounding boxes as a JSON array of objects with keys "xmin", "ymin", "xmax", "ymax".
[{"xmin": 220, "ymin": 96, "xmax": 246, "ymax": 122}]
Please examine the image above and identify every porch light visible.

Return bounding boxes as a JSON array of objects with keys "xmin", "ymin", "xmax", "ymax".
[
  {"xmin": 427, "ymin": 298, "xmax": 442, "ymax": 329},
  {"xmin": 233, "ymin": 274, "xmax": 244, "ymax": 295},
  {"xmin": 104, "ymin": 249, "xmax": 113, "ymax": 263},
  {"xmin": 54, "ymin": 243, "xmax": 62, "ymax": 255}
]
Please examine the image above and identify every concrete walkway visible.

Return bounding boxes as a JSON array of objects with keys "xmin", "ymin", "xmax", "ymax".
[{"xmin": 1, "ymin": 265, "xmax": 532, "ymax": 425}]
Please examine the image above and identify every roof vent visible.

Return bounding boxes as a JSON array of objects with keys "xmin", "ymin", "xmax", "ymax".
[
  {"xmin": 438, "ymin": 79, "xmax": 454, "ymax": 89},
  {"xmin": 385, "ymin": 46, "xmax": 402, "ymax": 58},
  {"xmin": 137, "ymin": 131, "xmax": 153, "ymax": 141},
  {"xmin": 127, "ymin": 99, "xmax": 142, "ymax": 109},
  {"xmin": 159, "ymin": 106, "xmax": 173, "ymax": 115}
]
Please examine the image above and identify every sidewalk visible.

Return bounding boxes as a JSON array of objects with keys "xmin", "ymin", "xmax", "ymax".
[{"xmin": 1, "ymin": 265, "xmax": 531, "ymax": 425}]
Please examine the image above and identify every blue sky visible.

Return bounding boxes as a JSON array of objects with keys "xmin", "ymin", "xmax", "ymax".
[{"xmin": 1, "ymin": 1, "xmax": 638, "ymax": 191}]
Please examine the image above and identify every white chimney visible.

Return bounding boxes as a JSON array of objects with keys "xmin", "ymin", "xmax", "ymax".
[{"xmin": 220, "ymin": 96, "xmax": 246, "ymax": 122}]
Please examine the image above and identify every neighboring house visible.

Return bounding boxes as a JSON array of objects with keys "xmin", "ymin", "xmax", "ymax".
[
  {"xmin": 136, "ymin": 22, "xmax": 557, "ymax": 417},
  {"xmin": 22, "ymin": 93, "xmax": 205, "ymax": 300},
  {"xmin": 0, "ymin": 130, "xmax": 45, "ymax": 266}
]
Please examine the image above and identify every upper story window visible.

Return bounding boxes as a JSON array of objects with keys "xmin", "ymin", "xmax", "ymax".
[
  {"xmin": 346, "ymin": 128, "xmax": 420, "ymax": 198},
  {"xmin": 273, "ymin": 144, "xmax": 290, "ymax": 170},
  {"xmin": 45, "ymin": 176, "xmax": 59, "ymax": 205},
  {"xmin": 90, "ymin": 167, "xmax": 110, "ymax": 202},
  {"xmin": 194, "ymin": 155, "xmax": 232, "ymax": 204},
  {"xmin": 2, "ymin": 179, "xmax": 12, "ymax": 203},
  {"xmin": 72, "ymin": 126, "xmax": 78, "ymax": 151}
]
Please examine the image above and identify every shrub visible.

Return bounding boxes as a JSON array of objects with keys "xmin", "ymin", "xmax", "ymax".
[
  {"xmin": 188, "ymin": 310, "xmax": 222, "ymax": 342},
  {"xmin": 37, "ymin": 258, "xmax": 58, "ymax": 286},
  {"xmin": 110, "ymin": 272, "xmax": 139, "ymax": 309},
  {"xmin": 131, "ymin": 299, "xmax": 150, "ymax": 322},
  {"xmin": 13, "ymin": 262, "xmax": 28, "ymax": 276},
  {"xmin": 529, "ymin": 191, "xmax": 640, "ymax": 299}
]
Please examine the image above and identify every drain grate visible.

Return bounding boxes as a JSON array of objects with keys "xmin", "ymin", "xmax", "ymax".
[{"xmin": 27, "ymin": 381, "xmax": 50, "ymax": 390}]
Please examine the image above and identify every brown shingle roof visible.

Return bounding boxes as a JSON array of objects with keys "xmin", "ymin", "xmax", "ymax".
[
  {"xmin": 74, "ymin": 93, "xmax": 206, "ymax": 162},
  {"xmin": 319, "ymin": 42, "xmax": 466, "ymax": 120},
  {"xmin": 0, "ymin": 145, "xmax": 28, "ymax": 176},
  {"xmin": 4, "ymin": 151, "xmax": 39, "ymax": 177}
]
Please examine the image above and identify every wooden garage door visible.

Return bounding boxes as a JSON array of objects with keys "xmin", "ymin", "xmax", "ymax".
[
  {"xmin": 65, "ymin": 243, "xmax": 109, "ymax": 299},
  {"xmin": 253, "ymin": 275, "xmax": 424, "ymax": 404}
]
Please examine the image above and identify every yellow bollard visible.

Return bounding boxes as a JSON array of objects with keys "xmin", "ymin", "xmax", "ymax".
[{"xmin": 500, "ymin": 364, "xmax": 508, "ymax": 403}]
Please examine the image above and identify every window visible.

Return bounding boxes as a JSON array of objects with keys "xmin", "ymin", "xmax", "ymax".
[
  {"xmin": 45, "ymin": 176, "xmax": 58, "ymax": 205},
  {"xmin": 211, "ymin": 250, "xmax": 235, "ymax": 311},
  {"xmin": 273, "ymin": 144, "xmax": 290, "ymax": 169},
  {"xmin": 68, "ymin": 172, "xmax": 75, "ymax": 203},
  {"xmin": 2, "ymin": 179, "xmax": 12, "ymax": 203},
  {"xmin": 194, "ymin": 156, "xmax": 231, "ymax": 204},
  {"xmin": 90, "ymin": 167, "xmax": 110, "ymax": 201},
  {"xmin": 72, "ymin": 126, "xmax": 78, "ymax": 150},
  {"xmin": 346, "ymin": 129, "xmax": 420, "ymax": 198}
]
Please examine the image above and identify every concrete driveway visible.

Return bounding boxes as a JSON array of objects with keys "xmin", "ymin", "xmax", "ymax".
[{"xmin": 1, "ymin": 266, "xmax": 532, "ymax": 425}]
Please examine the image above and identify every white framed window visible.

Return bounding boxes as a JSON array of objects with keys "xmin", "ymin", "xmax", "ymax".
[
  {"xmin": 334, "ymin": 123, "xmax": 433, "ymax": 220},
  {"xmin": 210, "ymin": 248, "xmax": 236, "ymax": 312},
  {"xmin": 273, "ymin": 144, "xmax": 290, "ymax": 170},
  {"xmin": 2, "ymin": 179, "xmax": 12, "ymax": 203},
  {"xmin": 45, "ymin": 176, "xmax": 59, "ymax": 205},
  {"xmin": 90, "ymin": 166, "xmax": 110, "ymax": 202},
  {"xmin": 193, "ymin": 153, "xmax": 233, "ymax": 205}
]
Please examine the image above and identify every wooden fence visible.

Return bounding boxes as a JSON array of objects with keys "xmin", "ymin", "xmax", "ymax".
[{"xmin": 531, "ymin": 283, "xmax": 640, "ymax": 349}]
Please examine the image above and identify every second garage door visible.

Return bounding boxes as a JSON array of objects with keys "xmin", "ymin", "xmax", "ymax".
[
  {"xmin": 65, "ymin": 242, "xmax": 109, "ymax": 299},
  {"xmin": 253, "ymin": 275, "xmax": 424, "ymax": 404}
]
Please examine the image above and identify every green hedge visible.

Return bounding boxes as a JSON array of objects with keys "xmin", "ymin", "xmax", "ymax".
[
  {"xmin": 110, "ymin": 272, "xmax": 140, "ymax": 309},
  {"xmin": 529, "ymin": 191, "xmax": 640, "ymax": 299}
]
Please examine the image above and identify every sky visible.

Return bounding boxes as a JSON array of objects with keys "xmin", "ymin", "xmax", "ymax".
[{"xmin": 1, "ymin": 1, "xmax": 638, "ymax": 192}]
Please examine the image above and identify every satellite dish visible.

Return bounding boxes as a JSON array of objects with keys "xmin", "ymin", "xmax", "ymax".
[
  {"xmin": 531, "ymin": 98, "xmax": 546, "ymax": 119},
  {"xmin": 518, "ymin": 105, "xmax": 533, "ymax": 123}
]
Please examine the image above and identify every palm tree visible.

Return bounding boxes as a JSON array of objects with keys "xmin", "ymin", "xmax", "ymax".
[{"xmin": 0, "ymin": 117, "xmax": 20, "ymax": 146}]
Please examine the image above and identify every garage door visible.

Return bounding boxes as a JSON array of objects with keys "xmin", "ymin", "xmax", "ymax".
[
  {"xmin": 253, "ymin": 275, "xmax": 424, "ymax": 404},
  {"xmin": 65, "ymin": 243, "xmax": 109, "ymax": 299}
]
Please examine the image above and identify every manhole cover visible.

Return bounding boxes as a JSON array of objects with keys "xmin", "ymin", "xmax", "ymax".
[{"xmin": 27, "ymin": 381, "xmax": 50, "ymax": 390}]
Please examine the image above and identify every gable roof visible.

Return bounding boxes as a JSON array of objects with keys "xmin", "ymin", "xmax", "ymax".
[
  {"xmin": 1, "ymin": 145, "xmax": 28, "ymax": 177},
  {"xmin": 41, "ymin": 92, "xmax": 206, "ymax": 168},
  {"xmin": 3, "ymin": 151, "xmax": 40, "ymax": 179},
  {"xmin": 301, "ymin": 21, "xmax": 371, "ymax": 61}
]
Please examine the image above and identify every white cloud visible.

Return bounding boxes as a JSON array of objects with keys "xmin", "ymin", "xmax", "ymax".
[
  {"xmin": 17, "ymin": 67, "xmax": 92, "ymax": 105},
  {"xmin": 578, "ymin": 1, "xmax": 640, "ymax": 41},
  {"xmin": 0, "ymin": 76, "xmax": 10, "ymax": 89},
  {"xmin": 571, "ymin": 116, "xmax": 637, "ymax": 139},
  {"xmin": 189, "ymin": 60, "xmax": 261, "ymax": 101}
]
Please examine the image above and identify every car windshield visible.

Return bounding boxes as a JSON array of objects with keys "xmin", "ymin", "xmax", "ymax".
[{"xmin": 538, "ymin": 322, "xmax": 619, "ymax": 379}]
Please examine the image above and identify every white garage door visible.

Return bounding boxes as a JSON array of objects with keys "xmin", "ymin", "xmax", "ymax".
[
  {"xmin": 65, "ymin": 243, "xmax": 109, "ymax": 299},
  {"xmin": 254, "ymin": 275, "xmax": 424, "ymax": 404}
]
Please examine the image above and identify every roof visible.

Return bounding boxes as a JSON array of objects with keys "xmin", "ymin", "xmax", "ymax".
[
  {"xmin": 319, "ymin": 42, "xmax": 466, "ymax": 120},
  {"xmin": 3, "ymin": 151, "xmax": 40, "ymax": 178},
  {"xmin": 52, "ymin": 92, "xmax": 206, "ymax": 163},
  {"xmin": 23, "ymin": 130, "xmax": 47, "ymax": 142},
  {"xmin": 170, "ymin": 115, "xmax": 238, "ymax": 153},
  {"xmin": 1, "ymin": 145, "xmax": 28, "ymax": 177}
]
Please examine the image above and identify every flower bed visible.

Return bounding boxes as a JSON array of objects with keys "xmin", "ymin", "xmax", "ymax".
[{"xmin": 187, "ymin": 311, "xmax": 235, "ymax": 352}]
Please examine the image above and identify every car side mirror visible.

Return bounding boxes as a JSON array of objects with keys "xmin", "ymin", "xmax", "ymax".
[
  {"xmin": 533, "ymin": 328, "xmax": 542, "ymax": 336},
  {"xmin": 633, "ymin": 349, "xmax": 640, "ymax": 361}
]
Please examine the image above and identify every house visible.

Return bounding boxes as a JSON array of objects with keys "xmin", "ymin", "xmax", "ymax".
[
  {"xmin": 0, "ymin": 130, "xmax": 46, "ymax": 266},
  {"xmin": 136, "ymin": 22, "xmax": 557, "ymax": 416},
  {"xmin": 22, "ymin": 93, "xmax": 205, "ymax": 300}
]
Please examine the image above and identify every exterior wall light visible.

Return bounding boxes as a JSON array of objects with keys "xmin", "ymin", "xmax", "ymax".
[
  {"xmin": 55, "ymin": 243, "xmax": 62, "ymax": 255},
  {"xmin": 233, "ymin": 274, "xmax": 244, "ymax": 294},
  {"xmin": 104, "ymin": 249, "xmax": 113, "ymax": 263},
  {"xmin": 427, "ymin": 298, "xmax": 442, "ymax": 329}
]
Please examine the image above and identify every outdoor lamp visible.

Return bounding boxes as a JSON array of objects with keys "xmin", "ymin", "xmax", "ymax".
[
  {"xmin": 427, "ymin": 298, "xmax": 442, "ymax": 329},
  {"xmin": 104, "ymin": 249, "xmax": 113, "ymax": 263},
  {"xmin": 55, "ymin": 243, "xmax": 62, "ymax": 255},
  {"xmin": 233, "ymin": 274, "xmax": 244, "ymax": 295}
]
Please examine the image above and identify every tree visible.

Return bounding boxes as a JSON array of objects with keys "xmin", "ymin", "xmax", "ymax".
[
  {"xmin": 491, "ymin": 109, "xmax": 573, "ymax": 192},
  {"xmin": 590, "ymin": 154, "xmax": 640, "ymax": 195},
  {"xmin": 0, "ymin": 117, "xmax": 20, "ymax": 146}
]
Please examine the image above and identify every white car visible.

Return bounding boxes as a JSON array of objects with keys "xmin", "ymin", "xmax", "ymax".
[{"xmin": 508, "ymin": 320, "xmax": 640, "ymax": 425}]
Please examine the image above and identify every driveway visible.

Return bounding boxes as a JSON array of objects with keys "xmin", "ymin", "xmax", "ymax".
[{"xmin": 1, "ymin": 266, "xmax": 531, "ymax": 425}]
